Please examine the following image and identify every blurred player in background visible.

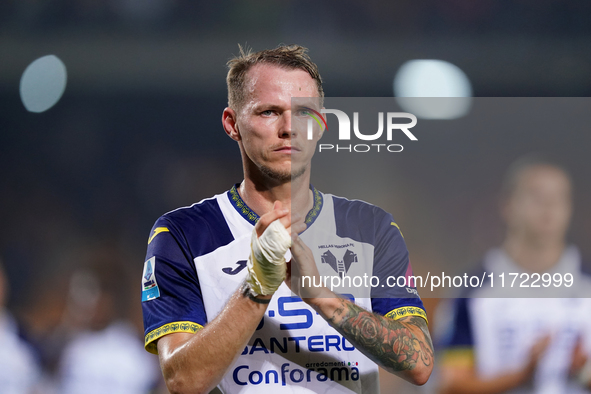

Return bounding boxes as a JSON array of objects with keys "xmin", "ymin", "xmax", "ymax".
[
  {"xmin": 438, "ymin": 156, "xmax": 591, "ymax": 393},
  {"xmin": 141, "ymin": 44, "xmax": 434, "ymax": 393},
  {"xmin": 58, "ymin": 251, "xmax": 161, "ymax": 394}
]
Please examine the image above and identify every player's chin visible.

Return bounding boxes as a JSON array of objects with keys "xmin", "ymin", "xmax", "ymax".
[
  {"xmin": 259, "ymin": 163, "xmax": 292, "ymax": 182},
  {"xmin": 259, "ymin": 158, "xmax": 309, "ymax": 182}
]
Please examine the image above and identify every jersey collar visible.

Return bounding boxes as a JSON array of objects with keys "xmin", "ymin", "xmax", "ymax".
[{"xmin": 227, "ymin": 183, "xmax": 323, "ymax": 228}]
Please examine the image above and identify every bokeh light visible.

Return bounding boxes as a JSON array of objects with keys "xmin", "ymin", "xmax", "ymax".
[
  {"xmin": 20, "ymin": 55, "xmax": 67, "ymax": 113},
  {"xmin": 394, "ymin": 59, "xmax": 472, "ymax": 120}
]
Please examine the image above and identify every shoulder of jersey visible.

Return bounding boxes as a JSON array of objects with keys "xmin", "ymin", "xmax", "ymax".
[
  {"xmin": 324, "ymin": 193, "xmax": 399, "ymax": 244},
  {"xmin": 328, "ymin": 194, "xmax": 391, "ymax": 221},
  {"xmin": 160, "ymin": 195, "xmax": 222, "ymax": 228},
  {"xmin": 459, "ymin": 262, "xmax": 488, "ymax": 298},
  {"xmin": 578, "ymin": 259, "xmax": 591, "ymax": 287},
  {"xmin": 153, "ymin": 193, "xmax": 235, "ymax": 256},
  {"xmin": 580, "ymin": 258, "xmax": 591, "ymax": 276}
]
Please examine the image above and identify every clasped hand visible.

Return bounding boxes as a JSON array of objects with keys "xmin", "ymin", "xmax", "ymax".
[{"xmin": 249, "ymin": 201, "xmax": 330, "ymax": 300}]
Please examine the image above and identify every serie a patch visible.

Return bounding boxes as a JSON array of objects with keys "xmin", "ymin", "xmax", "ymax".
[{"xmin": 142, "ymin": 256, "xmax": 160, "ymax": 302}]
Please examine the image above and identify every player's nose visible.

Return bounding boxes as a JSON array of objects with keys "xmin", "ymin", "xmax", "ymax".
[{"xmin": 279, "ymin": 111, "xmax": 293, "ymax": 138}]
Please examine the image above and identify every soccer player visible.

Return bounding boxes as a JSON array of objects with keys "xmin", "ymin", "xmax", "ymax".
[
  {"xmin": 438, "ymin": 157, "xmax": 591, "ymax": 393},
  {"xmin": 141, "ymin": 44, "xmax": 434, "ymax": 393}
]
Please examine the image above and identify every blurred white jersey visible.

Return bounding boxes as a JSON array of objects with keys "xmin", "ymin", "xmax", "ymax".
[
  {"xmin": 59, "ymin": 321, "xmax": 160, "ymax": 394},
  {"xmin": 0, "ymin": 311, "xmax": 41, "ymax": 394}
]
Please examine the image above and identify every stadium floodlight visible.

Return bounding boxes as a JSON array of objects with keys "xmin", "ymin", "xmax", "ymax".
[
  {"xmin": 20, "ymin": 55, "xmax": 68, "ymax": 113},
  {"xmin": 394, "ymin": 59, "xmax": 472, "ymax": 120}
]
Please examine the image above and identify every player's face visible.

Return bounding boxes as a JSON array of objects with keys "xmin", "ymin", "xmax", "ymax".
[
  {"xmin": 235, "ymin": 64, "xmax": 322, "ymax": 182},
  {"xmin": 504, "ymin": 166, "xmax": 572, "ymax": 242}
]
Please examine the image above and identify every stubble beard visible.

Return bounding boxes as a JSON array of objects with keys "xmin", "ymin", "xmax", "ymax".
[{"xmin": 259, "ymin": 162, "xmax": 306, "ymax": 183}]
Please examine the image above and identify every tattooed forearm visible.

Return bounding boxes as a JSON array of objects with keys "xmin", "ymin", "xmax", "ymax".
[
  {"xmin": 405, "ymin": 316, "xmax": 434, "ymax": 352},
  {"xmin": 327, "ymin": 299, "xmax": 434, "ymax": 372}
]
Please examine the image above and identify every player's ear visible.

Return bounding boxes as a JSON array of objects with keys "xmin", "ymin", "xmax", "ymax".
[{"xmin": 222, "ymin": 107, "xmax": 241, "ymax": 141}]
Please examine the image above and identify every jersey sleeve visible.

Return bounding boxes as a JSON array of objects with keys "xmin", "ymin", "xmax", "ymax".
[
  {"xmin": 438, "ymin": 297, "xmax": 475, "ymax": 367},
  {"xmin": 141, "ymin": 217, "xmax": 207, "ymax": 354},
  {"xmin": 370, "ymin": 212, "xmax": 427, "ymax": 323}
]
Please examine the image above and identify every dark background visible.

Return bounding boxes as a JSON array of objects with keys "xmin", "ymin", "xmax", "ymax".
[{"xmin": 1, "ymin": 1, "xmax": 590, "ymax": 392}]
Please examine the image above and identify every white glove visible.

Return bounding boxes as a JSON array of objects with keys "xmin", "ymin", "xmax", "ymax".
[{"xmin": 245, "ymin": 219, "xmax": 291, "ymax": 296}]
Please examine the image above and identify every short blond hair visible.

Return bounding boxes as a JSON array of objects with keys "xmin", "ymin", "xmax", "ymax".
[{"xmin": 226, "ymin": 44, "xmax": 324, "ymax": 112}]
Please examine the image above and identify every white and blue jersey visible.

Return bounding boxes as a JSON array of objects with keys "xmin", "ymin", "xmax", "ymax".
[
  {"xmin": 142, "ymin": 184, "xmax": 427, "ymax": 393},
  {"xmin": 440, "ymin": 247, "xmax": 591, "ymax": 394}
]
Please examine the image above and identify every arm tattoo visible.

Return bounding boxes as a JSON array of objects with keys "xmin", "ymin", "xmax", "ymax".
[{"xmin": 327, "ymin": 299, "xmax": 434, "ymax": 371}]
